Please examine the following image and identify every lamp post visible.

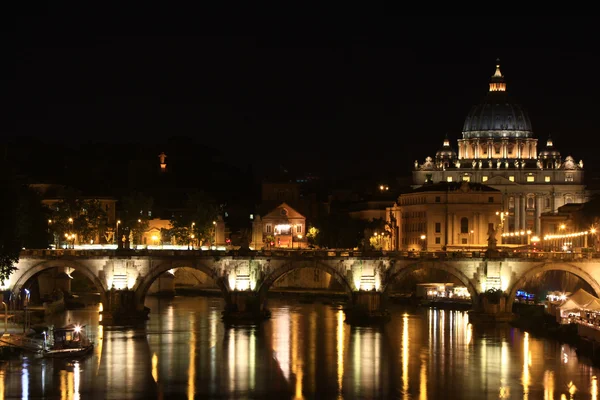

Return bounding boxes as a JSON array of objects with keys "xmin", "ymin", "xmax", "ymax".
[
  {"xmin": 212, "ymin": 220, "xmax": 217, "ymax": 248},
  {"xmin": 469, "ymin": 229, "xmax": 474, "ymax": 251},
  {"xmin": 116, "ymin": 220, "xmax": 121, "ymax": 246},
  {"xmin": 297, "ymin": 234, "xmax": 302, "ymax": 250},
  {"xmin": 420, "ymin": 234, "xmax": 427, "ymax": 252},
  {"xmin": 589, "ymin": 227, "xmax": 597, "ymax": 252},
  {"xmin": 559, "ymin": 223, "xmax": 566, "ymax": 252}
]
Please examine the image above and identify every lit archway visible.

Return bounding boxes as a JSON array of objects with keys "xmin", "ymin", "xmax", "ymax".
[
  {"xmin": 506, "ymin": 262, "xmax": 600, "ymax": 311},
  {"xmin": 11, "ymin": 260, "xmax": 109, "ymax": 306},
  {"xmin": 134, "ymin": 261, "xmax": 229, "ymax": 310},
  {"xmin": 257, "ymin": 260, "xmax": 353, "ymax": 300},
  {"xmin": 383, "ymin": 261, "xmax": 479, "ymax": 303}
]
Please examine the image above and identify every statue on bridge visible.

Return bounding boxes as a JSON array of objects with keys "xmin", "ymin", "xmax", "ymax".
[{"xmin": 485, "ymin": 224, "xmax": 500, "ymax": 258}]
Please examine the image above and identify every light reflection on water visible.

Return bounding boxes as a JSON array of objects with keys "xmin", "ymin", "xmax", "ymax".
[{"xmin": 0, "ymin": 297, "xmax": 599, "ymax": 399}]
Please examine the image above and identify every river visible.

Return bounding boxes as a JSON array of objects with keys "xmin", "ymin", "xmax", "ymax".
[{"xmin": 0, "ymin": 295, "xmax": 598, "ymax": 399}]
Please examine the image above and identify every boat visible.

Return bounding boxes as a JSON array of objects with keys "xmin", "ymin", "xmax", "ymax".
[{"xmin": 43, "ymin": 324, "xmax": 94, "ymax": 358}]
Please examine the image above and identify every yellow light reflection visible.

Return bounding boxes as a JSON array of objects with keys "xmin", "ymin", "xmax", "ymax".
[
  {"xmin": 592, "ymin": 375, "xmax": 598, "ymax": 400},
  {"xmin": 544, "ymin": 370, "xmax": 554, "ymax": 400},
  {"xmin": 466, "ymin": 323, "xmax": 472, "ymax": 345},
  {"xmin": 188, "ymin": 317, "xmax": 195, "ymax": 400},
  {"xmin": 419, "ymin": 350, "xmax": 427, "ymax": 400},
  {"xmin": 249, "ymin": 328, "xmax": 256, "ymax": 392},
  {"xmin": 95, "ymin": 324, "xmax": 104, "ymax": 376},
  {"xmin": 402, "ymin": 313, "xmax": 409, "ymax": 400},
  {"xmin": 274, "ymin": 310, "xmax": 291, "ymax": 381},
  {"xmin": 522, "ymin": 332, "xmax": 530, "ymax": 400},
  {"xmin": 228, "ymin": 327, "xmax": 235, "ymax": 392},
  {"xmin": 152, "ymin": 353, "xmax": 159, "ymax": 383},
  {"xmin": 58, "ymin": 366, "xmax": 77, "ymax": 400},
  {"xmin": 0, "ymin": 369, "xmax": 4, "ymax": 400},
  {"xmin": 291, "ymin": 313, "xmax": 303, "ymax": 399},
  {"xmin": 336, "ymin": 310, "xmax": 345, "ymax": 398},
  {"xmin": 499, "ymin": 340, "xmax": 509, "ymax": 397},
  {"xmin": 568, "ymin": 381, "xmax": 577, "ymax": 397},
  {"xmin": 60, "ymin": 370, "xmax": 67, "ymax": 400},
  {"xmin": 308, "ymin": 310, "xmax": 316, "ymax": 393}
]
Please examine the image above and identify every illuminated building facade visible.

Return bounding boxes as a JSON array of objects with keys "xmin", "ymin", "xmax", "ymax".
[
  {"xmin": 251, "ymin": 202, "xmax": 306, "ymax": 249},
  {"xmin": 412, "ymin": 60, "xmax": 588, "ymax": 236},
  {"xmin": 386, "ymin": 181, "xmax": 502, "ymax": 251}
]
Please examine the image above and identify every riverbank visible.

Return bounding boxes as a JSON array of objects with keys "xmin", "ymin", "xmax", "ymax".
[{"xmin": 510, "ymin": 304, "xmax": 599, "ymax": 365}]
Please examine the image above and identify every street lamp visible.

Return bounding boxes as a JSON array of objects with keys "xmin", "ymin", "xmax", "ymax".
[
  {"xmin": 116, "ymin": 220, "xmax": 121, "ymax": 246},
  {"xmin": 420, "ymin": 234, "xmax": 427, "ymax": 252},
  {"xmin": 212, "ymin": 220, "xmax": 217, "ymax": 247},
  {"xmin": 469, "ymin": 229, "xmax": 474, "ymax": 251}
]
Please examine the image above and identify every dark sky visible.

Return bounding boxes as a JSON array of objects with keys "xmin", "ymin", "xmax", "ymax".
[{"xmin": 6, "ymin": 13, "xmax": 600, "ymax": 181}]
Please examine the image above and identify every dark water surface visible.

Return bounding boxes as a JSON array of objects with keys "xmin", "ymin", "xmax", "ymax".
[{"xmin": 1, "ymin": 296, "xmax": 599, "ymax": 399}]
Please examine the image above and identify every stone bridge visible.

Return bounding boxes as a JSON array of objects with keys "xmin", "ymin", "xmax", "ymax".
[{"xmin": 6, "ymin": 249, "xmax": 600, "ymax": 325}]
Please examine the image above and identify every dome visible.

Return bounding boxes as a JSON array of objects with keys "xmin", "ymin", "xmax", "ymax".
[
  {"xmin": 435, "ymin": 135, "xmax": 457, "ymax": 159},
  {"xmin": 461, "ymin": 60, "xmax": 534, "ymax": 139},
  {"xmin": 538, "ymin": 136, "xmax": 561, "ymax": 159}
]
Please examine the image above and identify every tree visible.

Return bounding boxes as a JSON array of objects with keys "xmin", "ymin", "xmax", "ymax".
[
  {"xmin": 49, "ymin": 196, "xmax": 108, "ymax": 246},
  {"xmin": 169, "ymin": 191, "xmax": 219, "ymax": 246},
  {"xmin": 120, "ymin": 192, "xmax": 153, "ymax": 245},
  {"xmin": 306, "ymin": 226, "xmax": 319, "ymax": 247},
  {"xmin": 0, "ymin": 166, "xmax": 51, "ymax": 281},
  {"xmin": 0, "ymin": 168, "xmax": 22, "ymax": 281}
]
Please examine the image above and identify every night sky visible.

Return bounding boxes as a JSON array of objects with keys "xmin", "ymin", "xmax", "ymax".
[{"xmin": 7, "ymin": 13, "xmax": 600, "ymax": 183}]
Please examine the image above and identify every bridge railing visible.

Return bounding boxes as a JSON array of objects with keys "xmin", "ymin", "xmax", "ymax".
[{"xmin": 19, "ymin": 248, "xmax": 600, "ymax": 261}]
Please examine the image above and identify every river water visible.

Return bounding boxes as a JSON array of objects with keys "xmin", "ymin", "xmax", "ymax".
[{"xmin": 0, "ymin": 296, "xmax": 598, "ymax": 399}]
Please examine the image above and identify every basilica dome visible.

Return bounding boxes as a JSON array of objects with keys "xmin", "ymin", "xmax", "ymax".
[{"xmin": 462, "ymin": 60, "xmax": 533, "ymax": 139}]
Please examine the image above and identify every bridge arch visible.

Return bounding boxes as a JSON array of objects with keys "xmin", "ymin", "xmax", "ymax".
[
  {"xmin": 257, "ymin": 260, "xmax": 353, "ymax": 299},
  {"xmin": 506, "ymin": 262, "xmax": 600, "ymax": 311},
  {"xmin": 134, "ymin": 260, "xmax": 228, "ymax": 308},
  {"xmin": 382, "ymin": 261, "xmax": 479, "ymax": 302},
  {"xmin": 12, "ymin": 260, "xmax": 109, "ymax": 306}
]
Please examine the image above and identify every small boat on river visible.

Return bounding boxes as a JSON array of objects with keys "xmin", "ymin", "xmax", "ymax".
[{"xmin": 43, "ymin": 324, "xmax": 94, "ymax": 358}]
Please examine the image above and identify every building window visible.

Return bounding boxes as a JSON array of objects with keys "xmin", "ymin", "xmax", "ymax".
[
  {"xmin": 482, "ymin": 176, "xmax": 488, "ymax": 182},
  {"xmin": 488, "ymin": 197, "xmax": 494, "ymax": 203},
  {"xmin": 462, "ymin": 176, "xmax": 470, "ymax": 182},
  {"xmin": 526, "ymin": 176, "xmax": 535, "ymax": 182},
  {"xmin": 435, "ymin": 237, "xmax": 441, "ymax": 244},
  {"xmin": 565, "ymin": 174, "xmax": 574, "ymax": 182},
  {"xmin": 296, "ymin": 224, "xmax": 302, "ymax": 234},
  {"xmin": 435, "ymin": 222, "xmax": 441, "ymax": 233},
  {"xmin": 509, "ymin": 197, "xmax": 514, "ymax": 209},
  {"xmin": 435, "ymin": 196, "xmax": 441, "ymax": 203},
  {"xmin": 447, "ymin": 176, "xmax": 453, "ymax": 182},
  {"xmin": 461, "ymin": 238, "xmax": 468, "ymax": 244},
  {"xmin": 266, "ymin": 224, "xmax": 272, "ymax": 233},
  {"xmin": 508, "ymin": 176, "xmax": 515, "ymax": 182},
  {"xmin": 545, "ymin": 176, "xmax": 551, "ymax": 182},
  {"xmin": 565, "ymin": 196, "xmax": 573, "ymax": 204},
  {"xmin": 545, "ymin": 198, "xmax": 550, "ymax": 208},
  {"xmin": 527, "ymin": 197, "xmax": 534, "ymax": 209},
  {"xmin": 460, "ymin": 217, "xmax": 469, "ymax": 234}
]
